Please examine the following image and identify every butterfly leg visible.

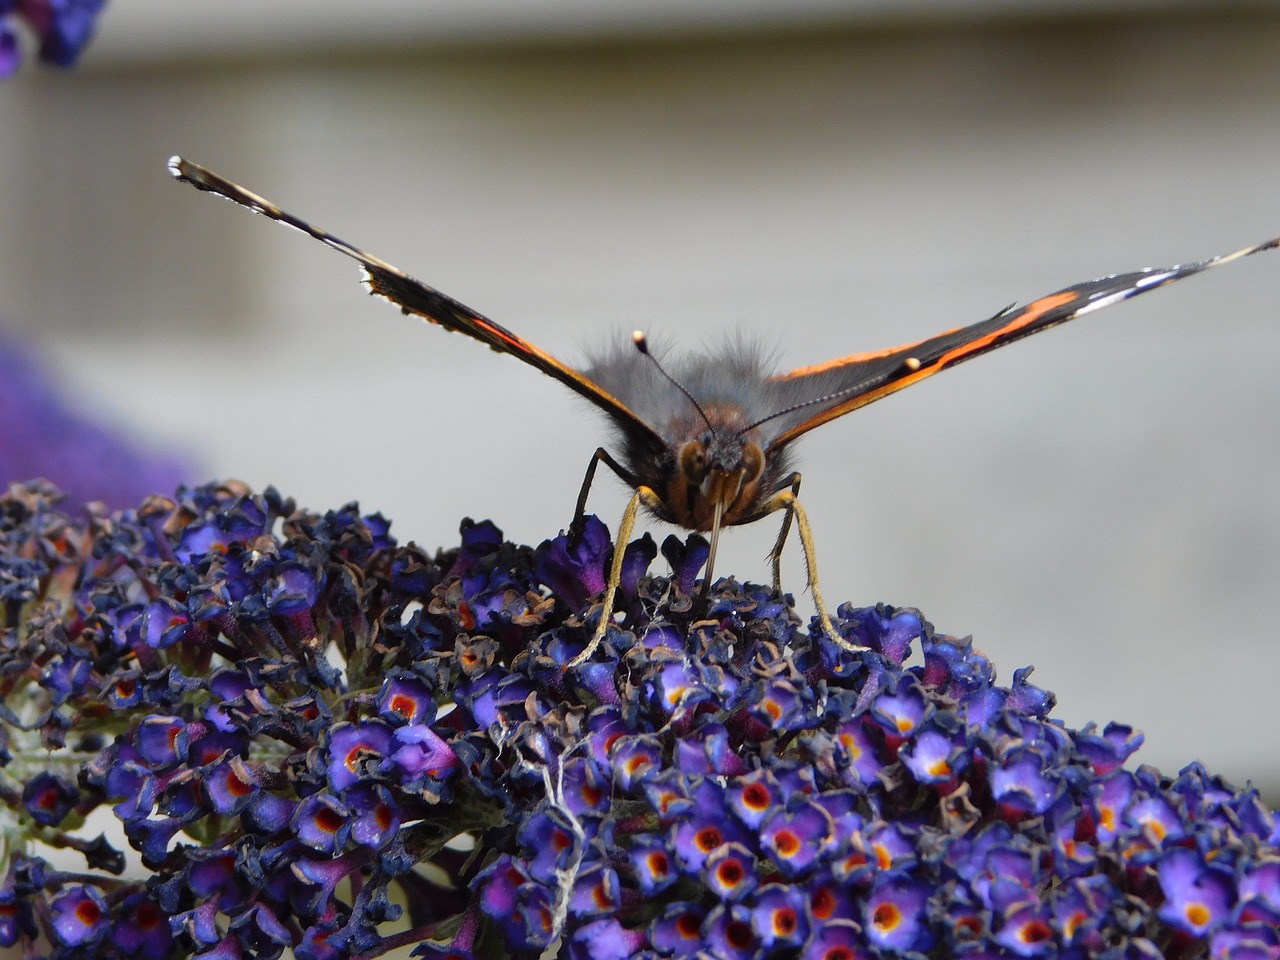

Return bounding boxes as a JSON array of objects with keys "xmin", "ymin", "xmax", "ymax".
[
  {"xmin": 566, "ymin": 484, "xmax": 665, "ymax": 668},
  {"xmin": 570, "ymin": 447, "xmax": 637, "ymax": 541},
  {"xmin": 768, "ymin": 473, "xmax": 803, "ymax": 594},
  {"xmin": 759, "ymin": 481, "xmax": 869, "ymax": 654}
]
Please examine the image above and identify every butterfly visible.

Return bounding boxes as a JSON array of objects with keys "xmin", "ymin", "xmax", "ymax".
[{"xmin": 169, "ymin": 157, "xmax": 1278, "ymax": 666}]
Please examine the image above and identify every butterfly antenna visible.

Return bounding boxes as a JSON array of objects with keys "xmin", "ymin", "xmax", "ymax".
[
  {"xmin": 632, "ymin": 331, "xmax": 715, "ymax": 433},
  {"xmin": 738, "ymin": 300, "xmax": 1023, "ymax": 438},
  {"xmin": 739, "ymin": 356, "xmax": 926, "ymax": 435}
]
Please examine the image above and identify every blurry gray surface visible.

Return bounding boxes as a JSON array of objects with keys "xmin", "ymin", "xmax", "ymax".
[{"xmin": 2, "ymin": 10, "xmax": 1278, "ymax": 792}]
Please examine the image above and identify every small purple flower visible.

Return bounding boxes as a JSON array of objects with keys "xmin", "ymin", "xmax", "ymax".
[
  {"xmin": 726, "ymin": 770, "xmax": 786, "ymax": 830},
  {"xmin": 560, "ymin": 756, "xmax": 612, "ymax": 816},
  {"xmin": 134, "ymin": 714, "xmax": 186, "ymax": 767},
  {"xmin": 265, "ymin": 563, "xmax": 320, "ymax": 615},
  {"xmin": 870, "ymin": 680, "xmax": 929, "ymax": 740},
  {"xmin": 202, "ymin": 758, "xmax": 258, "ymax": 815},
  {"xmin": 111, "ymin": 893, "xmax": 174, "ymax": 959},
  {"xmin": 660, "ymin": 533, "xmax": 709, "ymax": 597},
  {"xmin": 759, "ymin": 802, "xmax": 833, "ymax": 879},
  {"xmin": 652, "ymin": 660, "xmax": 709, "ymax": 715},
  {"xmin": 832, "ymin": 717, "xmax": 888, "ymax": 786},
  {"xmin": 1073, "ymin": 721, "xmax": 1144, "ymax": 775},
  {"xmin": 242, "ymin": 791, "xmax": 295, "ymax": 836},
  {"xmin": 49, "ymin": 884, "xmax": 108, "ymax": 947},
  {"xmin": 838, "ymin": 604, "xmax": 922, "ymax": 664},
  {"xmin": 376, "ymin": 673, "xmax": 437, "ymax": 726},
  {"xmin": 610, "ymin": 733, "xmax": 663, "ymax": 791},
  {"xmin": 568, "ymin": 917, "xmax": 647, "ymax": 960},
  {"xmin": 994, "ymin": 903, "xmax": 1056, "ymax": 957},
  {"xmin": 326, "ymin": 721, "xmax": 394, "ymax": 791},
  {"xmin": 585, "ymin": 708, "xmax": 627, "ymax": 766},
  {"xmin": 1004, "ymin": 666, "xmax": 1054, "ymax": 718},
  {"xmin": 629, "ymin": 839, "xmax": 676, "ymax": 895},
  {"xmin": 704, "ymin": 905, "xmax": 760, "ymax": 960},
  {"xmin": 1126, "ymin": 793, "xmax": 1184, "ymax": 845},
  {"xmin": 519, "ymin": 809, "xmax": 577, "ymax": 882},
  {"xmin": 642, "ymin": 769, "xmax": 693, "ymax": 821},
  {"xmin": 1209, "ymin": 931, "xmax": 1279, "ymax": 960},
  {"xmin": 1239, "ymin": 861, "xmax": 1280, "ymax": 922},
  {"xmin": 806, "ymin": 872, "xmax": 858, "ymax": 926},
  {"xmin": 0, "ymin": 882, "xmax": 29, "ymax": 947},
  {"xmin": 1156, "ymin": 847, "xmax": 1235, "ymax": 936},
  {"xmin": 183, "ymin": 852, "xmax": 244, "ymax": 912},
  {"xmin": 535, "ymin": 517, "xmax": 611, "ymax": 612},
  {"xmin": 569, "ymin": 864, "xmax": 621, "ymax": 919},
  {"xmin": 745, "ymin": 676, "xmax": 810, "ymax": 731},
  {"xmin": 676, "ymin": 723, "xmax": 748, "ymax": 777},
  {"xmin": 203, "ymin": 669, "xmax": 253, "ymax": 731},
  {"xmin": 345, "ymin": 784, "xmax": 400, "ymax": 849},
  {"xmin": 799, "ymin": 919, "xmax": 863, "ymax": 960},
  {"xmin": 672, "ymin": 780, "xmax": 749, "ymax": 874},
  {"xmin": 21, "ymin": 772, "xmax": 77, "ymax": 826},
  {"xmin": 863, "ymin": 875, "xmax": 932, "ymax": 953},
  {"xmin": 1051, "ymin": 875, "xmax": 1115, "ymax": 950},
  {"xmin": 1092, "ymin": 771, "xmax": 1135, "ymax": 843},
  {"xmin": 899, "ymin": 727, "xmax": 962, "ymax": 785},
  {"xmin": 704, "ymin": 843, "xmax": 757, "ymax": 901},
  {"xmin": 650, "ymin": 904, "xmax": 706, "ymax": 957},
  {"xmin": 141, "ymin": 596, "xmax": 192, "ymax": 648},
  {"xmin": 388, "ymin": 723, "xmax": 461, "ymax": 782},
  {"xmin": 866, "ymin": 822, "xmax": 919, "ymax": 874},
  {"xmin": 0, "ymin": 23, "xmax": 17, "ymax": 75},
  {"xmin": 294, "ymin": 793, "xmax": 353, "ymax": 855},
  {"xmin": 229, "ymin": 903, "xmax": 292, "ymax": 955},
  {"xmin": 750, "ymin": 884, "xmax": 808, "ymax": 950},
  {"xmin": 168, "ymin": 901, "xmax": 222, "ymax": 948},
  {"xmin": 991, "ymin": 747, "xmax": 1062, "ymax": 817}
]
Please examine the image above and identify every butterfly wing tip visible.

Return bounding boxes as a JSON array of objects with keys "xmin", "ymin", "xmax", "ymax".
[{"xmin": 167, "ymin": 156, "xmax": 188, "ymax": 179}]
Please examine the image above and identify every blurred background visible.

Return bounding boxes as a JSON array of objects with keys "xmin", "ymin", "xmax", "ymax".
[{"xmin": 1, "ymin": 1, "xmax": 1277, "ymax": 795}]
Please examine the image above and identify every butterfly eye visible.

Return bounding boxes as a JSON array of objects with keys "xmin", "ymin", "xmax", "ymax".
[
  {"xmin": 678, "ymin": 441, "xmax": 709, "ymax": 485},
  {"xmin": 741, "ymin": 443, "xmax": 765, "ymax": 486}
]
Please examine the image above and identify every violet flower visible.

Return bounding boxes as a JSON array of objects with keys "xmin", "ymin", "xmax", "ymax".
[
  {"xmin": 0, "ymin": 331, "xmax": 189, "ymax": 509},
  {"xmin": 0, "ymin": 0, "xmax": 107, "ymax": 75}
]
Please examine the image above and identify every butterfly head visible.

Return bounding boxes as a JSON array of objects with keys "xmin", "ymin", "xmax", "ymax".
[{"xmin": 670, "ymin": 412, "xmax": 766, "ymax": 530}]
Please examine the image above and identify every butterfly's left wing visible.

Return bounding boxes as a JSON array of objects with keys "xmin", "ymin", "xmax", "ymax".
[
  {"xmin": 168, "ymin": 157, "xmax": 663, "ymax": 451},
  {"xmin": 762, "ymin": 236, "xmax": 1279, "ymax": 452}
]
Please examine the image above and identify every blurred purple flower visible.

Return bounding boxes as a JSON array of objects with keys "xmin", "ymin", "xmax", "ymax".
[
  {"xmin": 0, "ymin": 0, "xmax": 107, "ymax": 76},
  {"xmin": 0, "ymin": 331, "xmax": 189, "ymax": 508}
]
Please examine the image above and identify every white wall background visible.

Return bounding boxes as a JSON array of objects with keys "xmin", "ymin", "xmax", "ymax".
[{"xmin": 2, "ymin": 3, "xmax": 1278, "ymax": 795}]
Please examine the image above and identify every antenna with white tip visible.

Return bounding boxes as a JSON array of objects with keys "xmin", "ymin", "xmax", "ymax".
[{"xmin": 633, "ymin": 331, "xmax": 715, "ymax": 433}]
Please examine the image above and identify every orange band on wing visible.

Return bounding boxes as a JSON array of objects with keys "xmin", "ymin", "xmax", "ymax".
[
  {"xmin": 765, "ymin": 290, "xmax": 1081, "ymax": 450},
  {"xmin": 934, "ymin": 291, "xmax": 1075, "ymax": 368}
]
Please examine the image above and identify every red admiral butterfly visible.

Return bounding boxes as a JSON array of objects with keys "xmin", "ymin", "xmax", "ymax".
[{"xmin": 169, "ymin": 157, "xmax": 1278, "ymax": 665}]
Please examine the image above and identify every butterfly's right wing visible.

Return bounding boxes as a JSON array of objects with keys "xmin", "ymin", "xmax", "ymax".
[
  {"xmin": 169, "ymin": 157, "xmax": 664, "ymax": 450},
  {"xmin": 760, "ymin": 235, "xmax": 1280, "ymax": 453}
]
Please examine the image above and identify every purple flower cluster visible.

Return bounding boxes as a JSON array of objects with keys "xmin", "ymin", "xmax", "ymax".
[
  {"xmin": 0, "ymin": 480, "xmax": 1276, "ymax": 960},
  {"xmin": 0, "ymin": 0, "xmax": 106, "ymax": 75}
]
